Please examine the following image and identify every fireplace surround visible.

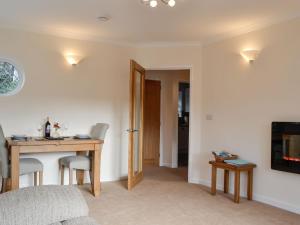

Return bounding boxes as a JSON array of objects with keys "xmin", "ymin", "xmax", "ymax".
[{"xmin": 271, "ymin": 122, "xmax": 300, "ymax": 174}]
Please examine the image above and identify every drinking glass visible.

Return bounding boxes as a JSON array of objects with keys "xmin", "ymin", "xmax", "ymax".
[
  {"xmin": 36, "ymin": 124, "xmax": 43, "ymax": 137},
  {"xmin": 61, "ymin": 123, "xmax": 69, "ymax": 137}
]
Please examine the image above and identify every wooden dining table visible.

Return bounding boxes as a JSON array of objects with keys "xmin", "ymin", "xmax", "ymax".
[{"xmin": 6, "ymin": 137, "xmax": 104, "ymax": 197}]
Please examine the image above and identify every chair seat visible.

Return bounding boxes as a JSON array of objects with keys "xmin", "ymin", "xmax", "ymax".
[
  {"xmin": 59, "ymin": 156, "xmax": 91, "ymax": 170},
  {"xmin": 6, "ymin": 158, "xmax": 43, "ymax": 177},
  {"xmin": 19, "ymin": 158, "xmax": 43, "ymax": 175}
]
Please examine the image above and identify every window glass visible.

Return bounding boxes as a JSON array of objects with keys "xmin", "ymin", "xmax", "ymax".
[{"xmin": 0, "ymin": 60, "xmax": 24, "ymax": 95}]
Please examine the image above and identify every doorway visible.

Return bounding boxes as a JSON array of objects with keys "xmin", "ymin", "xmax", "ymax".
[
  {"xmin": 143, "ymin": 69, "xmax": 190, "ymax": 180},
  {"xmin": 128, "ymin": 61, "xmax": 192, "ymax": 189},
  {"xmin": 178, "ymin": 82, "xmax": 190, "ymax": 168}
]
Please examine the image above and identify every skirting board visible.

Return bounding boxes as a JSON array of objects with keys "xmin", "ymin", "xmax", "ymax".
[
  {"xmin": 161, "ymin": 163, "xmax": 173, "ymax": 168},
  {"xmin": 189, "ymin": 178, "xmax": 300, "ymax": 215}
]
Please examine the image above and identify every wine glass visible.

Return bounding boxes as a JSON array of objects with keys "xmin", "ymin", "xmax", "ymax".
[
  {"xmin": 36, "ymin": 123, "xmax": 43, "ymax": 137},
  {"xmin": 61, "ymin": 123, "xmax": 69, "ymax": 137}
]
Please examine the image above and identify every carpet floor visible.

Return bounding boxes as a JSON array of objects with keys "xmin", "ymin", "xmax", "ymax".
[{"xmin": 80, "ymin": 166, "xmax": 300, "ymax": 225}]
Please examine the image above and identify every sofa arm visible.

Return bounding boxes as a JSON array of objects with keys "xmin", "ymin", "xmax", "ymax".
[
  {"xmin": 0, "ymin": 185, "xmax": 89, "ymax": 225},
  {"xmin": 61, "ymin": 216, "xmax": 99, "ymax": 225}
]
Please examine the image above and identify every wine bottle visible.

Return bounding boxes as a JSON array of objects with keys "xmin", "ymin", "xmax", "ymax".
[{"xmin": 45, "ymin": 117, "xmax": 51, "ymax": 138}]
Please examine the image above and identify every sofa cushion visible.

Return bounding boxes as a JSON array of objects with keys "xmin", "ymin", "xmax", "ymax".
[
  {"xmin": 0, "ymin": 185, "xmax": 89, "ymax": 225},
  {"xmin": 62, "ymin": 217, "xmax": 99, "ymax": 225}
]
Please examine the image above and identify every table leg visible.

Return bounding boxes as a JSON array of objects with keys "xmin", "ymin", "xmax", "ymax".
[
  {"xmin": 211, "ymin": 165, "xmax": 217, "ymax": 195},
  {"xmin": 76, "ymin": 151, "xmax": 86, "ymax": 185},
  {"xmin": 39, "ymin": 171, "xmax": 43, "ymax": 185},
  {"xmin": 247, "ymin": 169, "xmax": 253, "ymax": 200},
  {"xmin": 34, "ymin": 172, "xmax": 38, "ymax": 186},
  {"xmin": 69, "ymin": 168, "xmax": 73, "ymax": 185},
  {"xmin": 234, "ymin": 170, "xmax": 240, "ymax": 203},
  {"xmin": 1, "ymin": 178, "xmax": 8, "ymax": 193},
  {"xmin": 91, "ymin": 144, "xmax": 101, "ymax": 197},
  {"xmin": 224, "ymin": 170, "xmax": 229, "ymax": 193},
  {"xmin": 60, "ymin": 165, "xmax": 65, "ymax": 185},
  {"xmin": 76, "ymin": 170, "xmax": 84, "ymax": 185},
  {"xmin": 11, "ymin": 146, "xmax": 20, "ymax": 190}
]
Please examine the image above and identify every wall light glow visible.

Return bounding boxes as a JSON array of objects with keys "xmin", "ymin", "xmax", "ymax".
[
  {"xmin": 65, "ymin": 55, "xmax": 82, "ymax": 66},
  {"xmin": 241, "ymin": 49, "xmax": 260, "ymax": 63}
]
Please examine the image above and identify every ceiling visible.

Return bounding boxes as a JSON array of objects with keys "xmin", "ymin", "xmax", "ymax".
[{"xmin": 1, "ymin": 0, "xmax": 300, "ymax": 46}]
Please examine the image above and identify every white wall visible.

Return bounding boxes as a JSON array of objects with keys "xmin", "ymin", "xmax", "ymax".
[
  {"xmin": 146, "ymin": 70, "xmax": 190, "ymax": 168},
  {"xmin": 0, "ymin": 28, "xmax": 134, "ymax": 185},
  {"xmin": 201, "ymin": 18, "xmax": 300, "ymax": 213}
]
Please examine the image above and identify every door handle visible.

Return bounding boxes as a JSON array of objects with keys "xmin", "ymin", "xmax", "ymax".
[{"xmin": 127, "ymin": 129, "xmax": 139, "ymax": 133}]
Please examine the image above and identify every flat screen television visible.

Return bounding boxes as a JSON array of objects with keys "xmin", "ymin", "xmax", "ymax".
[{"xmin": 272, "ymin": 122, "xmax": 300, "ymax": 174}]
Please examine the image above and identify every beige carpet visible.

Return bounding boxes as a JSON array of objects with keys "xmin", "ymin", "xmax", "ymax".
[{"xmin": 80, "ymin": 166, "xmax": 300, "ymax": 225}]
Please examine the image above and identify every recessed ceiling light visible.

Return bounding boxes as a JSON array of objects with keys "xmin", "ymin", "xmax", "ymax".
[{"xmin": 97, "ymin": 16, "xmax": 110, "ymax": 22}]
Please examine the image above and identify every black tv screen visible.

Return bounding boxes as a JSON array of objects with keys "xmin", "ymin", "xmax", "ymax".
[{"xmin": 272, "ymin": 122, "xmax": 300, "ymax": 174}]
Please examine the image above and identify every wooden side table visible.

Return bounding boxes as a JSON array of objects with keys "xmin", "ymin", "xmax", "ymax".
[{"xmin": 209, "ymin": 161, "xmax": 256, "ymax": 203}]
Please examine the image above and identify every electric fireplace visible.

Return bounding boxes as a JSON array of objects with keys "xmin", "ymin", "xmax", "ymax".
[{"xmin": 272, "ymin": 122, "xmax": 300, "ymax": 174}]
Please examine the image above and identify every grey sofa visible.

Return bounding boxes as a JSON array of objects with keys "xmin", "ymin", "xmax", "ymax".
[{"xmin": 0, "ymin": 185, "xmax": 99, "ymax": 225}]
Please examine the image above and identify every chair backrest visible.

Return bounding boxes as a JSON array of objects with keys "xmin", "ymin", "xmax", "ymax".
[
  {"xmin": 90, "ymin": 123, "xmax": 109, "ymax": 140},
  {"xmin": 0, "ymin": 125, "xmax": 9, "ymax": 178}
]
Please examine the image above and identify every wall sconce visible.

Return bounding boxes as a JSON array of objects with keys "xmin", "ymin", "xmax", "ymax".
[
  {"xmin": 65, "ymin": 55, "xmax": 82, "ymax": 66},
  {"xmin": 241, "ymin": 50, "xmax": 260, "ymax": 63}
]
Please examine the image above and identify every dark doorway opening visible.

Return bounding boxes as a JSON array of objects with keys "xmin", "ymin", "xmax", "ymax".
[{"xmin": 178, "ymin": 82, "xmax": 190, "ymax": 167}]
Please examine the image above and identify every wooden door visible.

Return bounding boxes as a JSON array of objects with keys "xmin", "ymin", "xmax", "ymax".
[
  {"xmin": 143, "ymin": 80, "xmax": 161, "ymax": 166},
  {"xmin": 128, "ymin": 60, "xmax": 145, "ymax": 190}
]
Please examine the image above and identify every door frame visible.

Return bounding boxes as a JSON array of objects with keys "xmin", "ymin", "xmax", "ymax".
[{"xmin": 145, "ymin": 65, "xmax": 193, "ymax": 182}]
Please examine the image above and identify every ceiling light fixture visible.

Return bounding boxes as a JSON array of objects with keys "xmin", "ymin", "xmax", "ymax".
[
  {"xmin": 168, "ymin": 0, "xmax": 176, "ymax": 7},
  {"xmin": 150, "ymin": 0, "xmax": 158, "ymax": 7},
  {"xmin": 142, "ymin": 0, "xmax": 176, "ymax": 8}
]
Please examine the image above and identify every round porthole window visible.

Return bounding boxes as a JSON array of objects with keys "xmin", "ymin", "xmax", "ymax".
[{"xmin": 0, "ymin": 59, "xmax": 24, "ymax": 96}]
